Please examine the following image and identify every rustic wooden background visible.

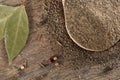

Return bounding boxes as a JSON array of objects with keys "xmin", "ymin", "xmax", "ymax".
[{"xmin": 0, "ymin": 0, "xmax": 120, "ymax": 80}]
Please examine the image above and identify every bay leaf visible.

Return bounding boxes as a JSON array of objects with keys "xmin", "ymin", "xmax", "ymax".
[
  {"xmin": 0, "ymin": 5, "xmax": 17, "ymax": 40},
  {"xmin": 0, "ymin": 19, "xmax": 6, "ymax": 40},
  {"xmin": 5, "ymin": 5, "xmax": 29, "ymax": 64},
  {"xmin": 0, "ymin": 5, "xmax": 17, "ymax": 19}
]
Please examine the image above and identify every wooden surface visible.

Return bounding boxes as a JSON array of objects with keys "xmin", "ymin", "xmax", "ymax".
[{"xmin": 0, "ymin": 0, "xmax": 120, "ymax": 80}]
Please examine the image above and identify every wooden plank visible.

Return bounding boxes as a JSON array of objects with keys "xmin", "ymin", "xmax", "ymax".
[{"xmin": 0, "ymin": 0, "xmax": 120, "ymax": 80}]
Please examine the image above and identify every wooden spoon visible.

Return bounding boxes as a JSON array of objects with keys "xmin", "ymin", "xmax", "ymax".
[{"xmin": 63, "ymin": 0, "xmax": 120, "ymax": 51}]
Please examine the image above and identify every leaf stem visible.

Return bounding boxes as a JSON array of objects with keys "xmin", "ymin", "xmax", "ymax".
[{"xmin": 8, "ymin": 58, "xmax": 12, "ymax": 65}]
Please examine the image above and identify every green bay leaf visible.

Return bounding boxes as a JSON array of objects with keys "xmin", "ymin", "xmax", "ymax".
[
  {"xmin": 0, "ymin": 5, "xmax": 17, "ymax": 19},
  {"xmin": 5, "ymin": 5, "xmax": 29, "ymax": 64},
  {"xmin": 0, "ymin": 5, "xmax": 17, "ymax": 40},
  {"xmin": 0, "ymin": 19, "xmax": 6, "ymax": 40}
]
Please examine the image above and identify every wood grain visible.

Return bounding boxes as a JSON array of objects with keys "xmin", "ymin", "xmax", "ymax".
[{"xmin": 0, "ymin": 0, "xmax": 120, "ymax": 80}]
